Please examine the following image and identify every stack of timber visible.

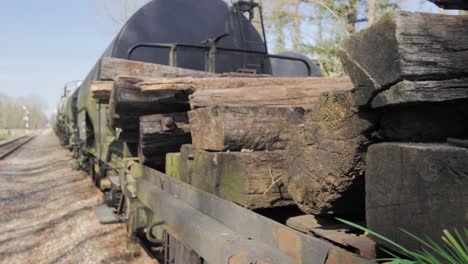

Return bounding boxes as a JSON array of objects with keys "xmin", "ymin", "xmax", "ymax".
[
  {"xmin": 88, "ymin": 57, "xmax": 220, "ymax": 163},
  {"xmin": 282, "ymin": 10, "xmax": 468, "ymax": 218},
  {"xmin": 156, "ymin": 77, "xmax": 354, "ymax": 209},
  {"xmin": 101, "ymin": 58, "xmax": 218, "ymax": 132},
  {"xmin": 110, "ymin": 76, "xmax": 192, "ymax": 132},
  {"xmin": 90, "ymin": 57, "xmax": 218, "ymax": 155},
  {"xmin": 130, "ymin": 75, "xmax": 351, "ymax": 173},
  {"xmin": 317, "ymin": 10, "xmax": 468, "ymax": 250}
]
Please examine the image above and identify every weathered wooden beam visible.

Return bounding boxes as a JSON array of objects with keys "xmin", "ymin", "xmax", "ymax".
[
  {"xmin": 166, "ymin": 146, "xmax": 295, "ymax": 209},
  {"xmin": 283, "ymin": 91, "xmax": 378, "ymax": 216},
  {"xmin": 135, "ymin": 77, "xmax": 351, "ymax": 109},
  {"xmin": 286, "ymin": 215, "xmax": 376, "ymax": 259},
  {"xmin": 138, "ymin": 113, "xmax": 191, "ymax": 170},
  {"xmin": 366, "ymin": 143, "xmax": 468, "ymax": 251},
  {"xmin": 110, "ymin": 76, "xmax": 351, "ymax": 132},
  {"xmin": 429, "ymin": 0, "xmax": 468, "ymax": 10},
  {"xmin": 140, "ymin": 113, "xmax": 190, "ymax": 135},
  {"xmin": 109, "ymin": 77, "xmax": 190, "ymax": 131},
  {"xmin": 137, "ymin": 76, "xmax": 351, "ymax": 92},
  {"xmin": 371, "ymin": 78, "xmax": 468, "ymax": 108},
  {"xmin": 340, "ymin": 11, "xmax": 468, "ymax": 107},
  {"xmin": 91, "ymin": 81, "xmax": 114, "ymax": 104},
  {"xmin": 188, "ymin": 106, "xmax": 304, "ymax": 151},
  {"xmin": 99, "ymin": 57, "xmax": 217, "ymax": 81},
  {"xmin": 379, "ymin": 100, "xmax": 468, "ymax": 142},
  {"xmin": 188, "ymin": 77, "xmax": 353, "ymax": 109}
]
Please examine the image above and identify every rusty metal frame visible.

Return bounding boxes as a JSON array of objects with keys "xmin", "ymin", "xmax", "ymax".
[{"xmin": 132, "ymin": 163, "xmax": 368, "ymax": 264}]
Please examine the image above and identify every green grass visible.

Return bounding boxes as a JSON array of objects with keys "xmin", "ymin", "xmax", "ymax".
[
  {"xmin": 337, "ymin": 218, "xmax": 468, "ymax": 264},
  {"xmin": 0, "ymin": 129, "xmax": 28, "ymax": 140}
]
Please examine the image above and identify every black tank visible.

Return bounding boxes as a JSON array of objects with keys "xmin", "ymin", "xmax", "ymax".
[{"xmin": 108, "ymin": 0, "xmax": 269, "ymax": 74}]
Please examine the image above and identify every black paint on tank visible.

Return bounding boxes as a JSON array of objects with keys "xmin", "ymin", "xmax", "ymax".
[
  {"xmin": 271, "ymin": 52, "xmax": 322, "ymax": 77},
  {"xmin": 110, "ymin": 0, "xmax": 268, "ymax": 73}
]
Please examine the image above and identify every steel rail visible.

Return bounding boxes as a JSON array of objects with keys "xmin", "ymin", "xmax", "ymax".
[{"xmin": 0, "ymin": 135, "xmax": 35, "ymax": 160}]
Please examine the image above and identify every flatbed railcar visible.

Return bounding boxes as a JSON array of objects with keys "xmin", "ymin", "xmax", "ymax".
[{"xmin": 55, "ymin": 0, "xmax": 369, "ymax": 263}]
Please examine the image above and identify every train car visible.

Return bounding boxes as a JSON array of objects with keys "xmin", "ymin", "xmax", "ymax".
[
  {"xmin": 73, "ymin": 0, "xmax": 320, "ymax": 192},
  {"xmin": 55, "ymin": 81, "xmax": 81, "ymax": 148},
  {"xmin": 55, "ymin": 1, "xmax": 369, "ymax": 263},
  {"xmin": 55, "ymin": 1, "xmax": 468, "ymax": 263}
]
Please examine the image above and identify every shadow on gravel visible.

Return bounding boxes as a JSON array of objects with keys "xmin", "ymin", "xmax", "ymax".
[
  {"xmin": 0, "ymin": 206, "xmax": 93, "ymax": 240},
  {"xmin": 100, "ymin": 253, "xmax": 136, "ymax": 264},
  {"xmin": 47, "ymin": 229, "xmax": 118, "ymax": 264},
  {"xmin": 32, "ymin": 206, "xmax": 94, "ymax": 235},
  {"xmin": 0, "ymin": 132, "xmax": 152, "ymax": 263},
  {"xmin": 0, "ymin": 241, "xmax": 42, "ymax": 258},
  {"xmin": 0, "ymin": 160, "xmax": 73, "ymax": 177},
  {"xmin": 0, "ymin": 177, "xmax": 86, "ymax": 203}
]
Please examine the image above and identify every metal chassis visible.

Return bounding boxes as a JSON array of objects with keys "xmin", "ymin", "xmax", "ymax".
[{"xmin": 129, "ymin": 162, "xmax": 367, "ymax": 264}]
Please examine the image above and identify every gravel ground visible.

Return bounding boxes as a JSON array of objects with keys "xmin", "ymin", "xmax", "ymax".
[{"xmin": 0, "ymin": 130, "xmax": 155, "ymax": 264}]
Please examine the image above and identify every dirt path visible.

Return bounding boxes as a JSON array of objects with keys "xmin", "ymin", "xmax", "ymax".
[{"xmin": 0, "ymin": 130, "xmax": 154, "ymax": 264}]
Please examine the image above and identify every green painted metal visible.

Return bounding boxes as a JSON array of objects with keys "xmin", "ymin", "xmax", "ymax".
[
  {"xmin": 73, "ymin": 41, "xmax": 133, "ymax": 167},
  {"xmin": 136, "ymin": 177, "xmax": 296, "ymax": 264},
  {"xmin": 132, "ymin": 162, "xmax": 360, "ymax": 264}
]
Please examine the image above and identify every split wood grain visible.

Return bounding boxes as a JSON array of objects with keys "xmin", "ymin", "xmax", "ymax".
[{"xmin": 340, "ymin": 11, "xmax": 468, "ymax": 107}]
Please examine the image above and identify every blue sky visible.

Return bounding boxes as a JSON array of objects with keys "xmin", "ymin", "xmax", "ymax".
[
  {"xmin": 0, "ymin": 0, "xmax": 444, "ymax": 115},
  {"xmin": 0, "ymin": 1, "xmax": 113, "ymax": 114}
]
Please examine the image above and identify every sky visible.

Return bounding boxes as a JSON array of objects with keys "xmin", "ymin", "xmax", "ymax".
[
  {"xmin": 0, "ymin": 0, "xmax": 446, "ymax": 115},
  {"xmin": 0, "ymin": 0, "xmax": 113, "ymax": 115}
]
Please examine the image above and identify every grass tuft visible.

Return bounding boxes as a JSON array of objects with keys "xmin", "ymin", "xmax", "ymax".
[{"xmin": 336, "ymin": 218, "xmax": 468, "ymax": 264}]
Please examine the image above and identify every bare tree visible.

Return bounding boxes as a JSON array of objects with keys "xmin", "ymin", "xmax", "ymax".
[
  {"xmin": 0, "ymin": 94, "xmax": 48, "ymax": 129},
  {"xmin": 368, "ymin": 0, "xmax": 377, "ymax": 25},
  {"xmin": 263, "ymin": 0, "xmax": 306, "ymax": 52},
  {"xmin": 292, "ymin": 0, "xmax": 302, "ymax": 51}
]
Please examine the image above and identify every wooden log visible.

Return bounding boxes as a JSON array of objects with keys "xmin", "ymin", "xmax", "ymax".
[
  {"xmin": 429, "ymin": 0, "xmax": 468, "ymax": 9},
  {"xmin": 137, "ymin": 76, "xmax": 351, "ymax": 93},
  {"xmin": 188, "ymin": 106, "xmax": 305, "ymax": 151},
  {"xmin": 286, "ymin": 215, "xmax": 376, "ymax": 259},
  {"xmin": 371, "ymin": 78, "xmax": 468, "ymax": 108},
  {"xmin": 99, "ymin": 57, "xmax": 217, "ymax": 81},
  {"xmin": 187, "ymin": 77, "xmax": 353, "ymax": 109},
  {"xmin": 366, "ymin": 143, "xmax": 468, "ymax": 251},
  {"xmin": 110, "ymin": 76, "xmax": 351, "ymax": 131},
  {"xmin": 340, "ymin": 11, "xmax": 468, "ymax": 107},
  {"xmin": 139, "ymin": 113, "xmax": 191, "ymax": 170},
  {"xmin": 110, "ymin": 77, "xmax": 190, "ymax": 131},
  {"xmin": 283, "ymin": 91, "xmax": 379, "ymax": 216},
  {"xmin": 91, "ymin": 81, "xmax": 114, "ymax": 104},
  {"xmin": 379, "ymin": 100, "xmax": 468, "ymax": 142},
  {"xmin": 167, "ymin": 146, "xmax": 295, "ymax": 209}
]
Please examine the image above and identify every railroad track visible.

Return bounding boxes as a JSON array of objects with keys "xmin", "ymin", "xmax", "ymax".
[{"xmin": 0, "ymin": 134, "xmax": 35, "ymax": 160}]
